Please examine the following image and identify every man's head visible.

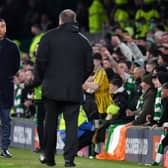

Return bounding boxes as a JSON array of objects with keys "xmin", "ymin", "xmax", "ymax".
[
  {"xmin": 145, "ymin": 59, "xmax": 158, "ymax": 73},
  {"xmin": 162, "ymin": 82, "xmax": 168, "ymax": 98},
  {"xmin": 109, "ymin": 75, "xmax": 123, "ymax": 94},
  {"xmin": 141, "ymin": 74, "xmax": 154, "ymax": 93},
  {"xmin": 31, "ymin": 24, "xmax": 42, "ymax": 35},
  {"xmin": 59, "ymin": 9, "xmax": 77, "ymax": 25},
  {"xmin": 152, "ymin": 72, "xmax": 168, "ymax": 88},
  {"xmin": 133, "ymin": 67, "xmax": 145, "ymax": 80},
  {"xmin": 118, "ymin": 60, "xmax": 132, "ymax": 73},
  {"xmin": 102, "ymin": 58, "xmax": 112, "ymax": 69},
  {"xmin": 111, "ymin": 36, "xmax": 121, "ymax": 47},
  {"xmin": 93, "ymin": 53, "xmax": 102, "ymax": 70},
  {"xmin": 0, "ymin": 18, "xmax": 6, "ymax": 40}
]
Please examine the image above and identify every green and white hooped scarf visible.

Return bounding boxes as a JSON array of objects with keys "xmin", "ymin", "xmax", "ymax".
[{"xmin": 153, "ymin": 87, "xmax": 163, "ymax": 121}]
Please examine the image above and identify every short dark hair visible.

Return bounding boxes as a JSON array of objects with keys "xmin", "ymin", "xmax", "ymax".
[
  {"xmin": 0, "ymin": 18, "xmax": 6, "ymax": 24},
  {"xmin": 119, "ymin": 60, "xmax": 132, "ymax": 70},
  {"xmin": 59, "ymin": 9, "xmax": 76, "ymax": 24},
  {"xmin": 93, "ymin": 53, "xmax": 102, "ymax": 60},
  {"xmin": 110, "ymin": 76, "xmax": 123, "ymax": 88}
]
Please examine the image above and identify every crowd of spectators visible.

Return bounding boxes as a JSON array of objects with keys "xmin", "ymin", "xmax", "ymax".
[{"xmin": 10, "ymin": 16, "xmax": 168, "ymax": 161}]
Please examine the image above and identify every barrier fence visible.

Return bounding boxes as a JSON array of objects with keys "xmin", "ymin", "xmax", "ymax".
[{"xmin": 0, "ymin": 118, "xmax": 165, "ymax": 165}]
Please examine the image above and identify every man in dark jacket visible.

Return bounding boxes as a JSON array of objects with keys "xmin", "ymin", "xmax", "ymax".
[
  {"xmin": 132, "ymin": 74, "xmax": 156, "ymax": 125},
  {"xmin": 0, "ymin": 18, "xmax": 20, "ymax": 158},
  {"xmin": 126, "ymin": 67, "xmax": 144, "ymax": 121},
  {"xmin": 35, "ymin": 9, "xmax": 93, "ymax": 167}
]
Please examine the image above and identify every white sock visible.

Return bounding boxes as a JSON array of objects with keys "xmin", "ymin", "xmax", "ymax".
[{"xmin": 155, "ymin": 153, "xmax": 163, "ymax": 163}]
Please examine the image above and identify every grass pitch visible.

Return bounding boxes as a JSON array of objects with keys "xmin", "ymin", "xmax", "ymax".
[{"xmin": 0, "ymin": 148, "xmax": 162, "ymax": 168}]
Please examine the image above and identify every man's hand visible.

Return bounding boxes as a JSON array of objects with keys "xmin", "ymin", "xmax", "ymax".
[{"xmin": 126, "ymin": 109, "xmax": 134, "ymax": 116}]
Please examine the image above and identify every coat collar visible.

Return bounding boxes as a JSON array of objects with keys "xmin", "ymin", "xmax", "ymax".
[{"xmin": 58, "ymin": 22, "xmax": 79, "ymax": 33}]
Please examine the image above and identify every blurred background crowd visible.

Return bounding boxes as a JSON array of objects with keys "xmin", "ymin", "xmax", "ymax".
[{"xmin": 0, "ymin": 0, "xmax": 168, "ymax": 51}]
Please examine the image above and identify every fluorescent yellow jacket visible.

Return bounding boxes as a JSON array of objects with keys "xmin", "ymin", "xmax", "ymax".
[
  {"xmin": 89, "ymin": 0, "xmax": 108, "ymax": 33},
  {"xmin": 34, "ymin": 85, "xmax": 42, "ymax": 100},
  {"xmin": 114, "ymin": 8, "xmax": 129, "ymax": 28},
  {"xmin": 29, "ymin": 32, "xmax": 44, "ymax": 62},
  {"xmin": 59, "ymin": 106, "xmax": 88, "ymax": 130},
  {"xmin": 115, "ymin": 0, "xmax": 128, "ymax": 5}
]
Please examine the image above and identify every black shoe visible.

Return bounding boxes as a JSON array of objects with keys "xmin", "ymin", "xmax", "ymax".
[
  {"xmin": 0, "ymin": 150, "xmax": 12, "ymax": 158},
  {"xmin": 39, "ymin": 155, "xmax": 55, "ymax": 166},
  {"xmin": 64, "ymin": 161, "xmax": 76, "ymax": 167},
  {"xmin": 151, "ymin": 161, "xmax": 160, "ymax": 166}
]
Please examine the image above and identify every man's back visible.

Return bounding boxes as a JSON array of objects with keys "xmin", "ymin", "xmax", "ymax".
[{"xmin": 36, "ymin": 23, "xmax": 93, "ymax": 102}]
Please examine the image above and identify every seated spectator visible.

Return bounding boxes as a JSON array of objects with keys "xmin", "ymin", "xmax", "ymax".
[
  {"xmin": 152, "ymin": 83, "xmax": 168, "ymax": 166},
  {"xmin": 151, "ymin": 72, "xmax": 168, "ymax": 126},
  {"xmin": 127, "ymin": 74, "xmax": 156, "ymax": 125},
  {"xmin": 108, "ymin": 75, "xmax": 129, "ymax": 123},
  {"xmin": 92, "ymin": 75, "xmax": 129, "ymax": 144},
  {"xmin": 126, "ymin": 67, "xmax": 144, "ymax": 115}
]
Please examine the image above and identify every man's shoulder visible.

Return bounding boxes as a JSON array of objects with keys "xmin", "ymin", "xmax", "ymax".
[
  {"xmin": 4, "ymin": 38, "xmax": 18, "ymax": 48},
  {"xmin": 78, "ymin": 32, "xmax": 92, "ymax": 47},
  {"xmin": 40, "ymin": 28, "xmax": 62, "ymax": 43},
  {"xmin": 45, "ymin": 27, "xmax": 60, "ymax": 36},
  {"xmin": 144, "ymin": 88, "xmax": 156, "ymax": 98},
  {"xmin": 78, "ymin": 32, "xmax": 89, "ymax": 42},
  {"xmin": 4, "ymin": 38, "xmax": 14, "ymax": 44}
]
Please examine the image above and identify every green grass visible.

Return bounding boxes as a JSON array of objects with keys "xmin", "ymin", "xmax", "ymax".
[{"xmin": 0, "ymin": 148, "xmax": 162, "ymax": 168}]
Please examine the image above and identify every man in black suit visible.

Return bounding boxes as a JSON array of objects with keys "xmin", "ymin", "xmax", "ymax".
[
  {"xmin": 35, "ymin": 9, "xmax": 93, "ymax": 167},
  {"xmin": 0, "ymin": 18, "xmax": 20, "ymax": 158}
]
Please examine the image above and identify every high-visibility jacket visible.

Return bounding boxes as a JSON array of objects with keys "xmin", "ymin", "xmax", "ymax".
[
  {"xmin": 114, "ymin": 8, "xmax": 129, "ymax": 28},
  {"xmin": 115, "ymin": 0, "xmax": 128, "ymax": 5},
  {"xmin": 135, "ymin": 8, "xmax": 160, "ymax": 21},
  {"xmin": 59, "ymin": 106, "xmax": 93, "ymax": 139},
  {"xmin": 29, "ymin": 32, "xmax": 44, "ymax": 62},
  {"xmin": 89, "ymin": 0, "xmax": 108, "ymax": 33},
  {"xmin": 34, "ymin": 85, "xmax": 42, "ymax": 100},
  {"xmin": 135, "ymin": 8, "xmax": 159, "ymax": 38}
]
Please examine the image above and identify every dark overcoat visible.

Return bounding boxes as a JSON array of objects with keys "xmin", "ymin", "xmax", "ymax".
[
  {"xmin": 35, "ymin": 23, "xmax": 93, "ymax": 102},
  {"xmin": 0, "ymin": 38, "xmax": 20, "ymax": 108}
]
